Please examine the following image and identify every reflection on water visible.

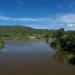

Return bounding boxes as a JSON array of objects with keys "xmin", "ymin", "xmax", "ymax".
[
  {"xmin": 0, "ymin": 39, "xmax": 75, "ymax": 75},
  {"xmin": 53, "ymin": 49, "xmax": 65, "ymax": 63},
  {"xmin": 49, "ymin": 39, "xmax": 75, "ymax": 66},
  {"xmin": 0, "ymin": 50, "xmax": 2, "ymax": 56},
  {"xmin": 69, "ymin": 57, "xmax": 75, "ymax": 65},
  {"xmin": 0, "ymin": 45, "xmax": 4, "ymax": 56}
]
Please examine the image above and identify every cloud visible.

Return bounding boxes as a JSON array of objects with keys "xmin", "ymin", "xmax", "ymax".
[
  {"xmin": 67, "ymin": 23, "xmax": 75, "ymax": 27},
  {"xmin": 0, "ymin": 16, "xmax": 37, "ymax": 21},
  {"xmin": 54, "ymin": 14, "xmax": 75, "ymax": 30},
  {"xmin": 0, "ymin": 13, "xmax": 75, "ymax": 30},
  {"xmin": 67, "ymin": 24, "xmax": 73, "ymax": 27},
  {"xmin": 0, "ymin": 16, "xmax": 53, "ymax": 22},
  {"xmin": 57, "ymin": 14, "xmax": 75, "ymax": 23},
  {"xmin": 67, "ymin": 23, "xmax": 75, "ymax": 30},
  {"xmin": 0, "ymin": 14, "xmax": 75, "ymax": 23},
  {"xmin": 0, "ymin": 16, "xmax": 11, "ymax": 20},
  {"xmin": 12, "ymin": 18, "xmax": 38, "ymax": 22}
]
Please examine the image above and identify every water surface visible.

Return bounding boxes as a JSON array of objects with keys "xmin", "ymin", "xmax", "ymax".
[{"xmin": 0, "ymin": 39, "xmax": 75, "ymax": 75}]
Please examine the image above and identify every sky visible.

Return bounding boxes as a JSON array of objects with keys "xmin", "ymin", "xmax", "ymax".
[{"xmin": 0, "ymin": 0, "xmax": 75, "ymax": 30}]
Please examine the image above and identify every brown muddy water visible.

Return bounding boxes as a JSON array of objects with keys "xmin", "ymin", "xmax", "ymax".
[{"xmin": 0, "ymin": 39, "xmax": 75, "ymax": 75}]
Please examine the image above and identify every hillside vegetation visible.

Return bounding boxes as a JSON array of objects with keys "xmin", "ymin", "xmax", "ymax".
[{"xmin": 0, "ymin": 25, "xmax": 51, "ymax": 39}]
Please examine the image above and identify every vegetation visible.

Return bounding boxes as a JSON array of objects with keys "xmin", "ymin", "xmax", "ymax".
[
  {"xmin": 0, "ymin": 25, "xmax": 51, "ymax": 39},
  {"xmin": 50, "ymin": 28, "xmax": 75, "ymax": 65},
  {"xmin": 0, "ymin": 38, "xmax": 4, "ymax": 48}
]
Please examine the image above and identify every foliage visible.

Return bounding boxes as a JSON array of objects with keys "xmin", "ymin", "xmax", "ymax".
[
  {"xmin": 0, "ymin": 38, "xmax": 4, "ymax": 48},
  {"xmin": 0, "ymin": 25, "xmax": 51, "ymax": 39}
]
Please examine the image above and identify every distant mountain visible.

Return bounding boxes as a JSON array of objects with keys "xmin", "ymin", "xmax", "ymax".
[{"xmin": 0, "ymin": 25, "xmax": 50, "ymax": 38}]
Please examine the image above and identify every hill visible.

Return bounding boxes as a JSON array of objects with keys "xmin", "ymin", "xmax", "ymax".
[{"xmin": 0, "ymin": 25, "xmax": 51, "ymax": 39}]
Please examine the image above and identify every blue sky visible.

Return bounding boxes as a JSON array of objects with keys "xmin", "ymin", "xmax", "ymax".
[{"xmin": 0, "ymin": 0, "xmax": 75, "ymax": 30}]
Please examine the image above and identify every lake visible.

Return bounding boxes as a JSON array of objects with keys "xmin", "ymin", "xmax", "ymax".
[{"xmin": 0, "ymin": 39, "xmax": 75, "ymax": 75}]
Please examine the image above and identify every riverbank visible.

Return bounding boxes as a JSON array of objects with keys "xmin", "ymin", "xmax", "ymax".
[{"xmin": 0, "ymin": 39, "xmax": 4, "ymax": 48}]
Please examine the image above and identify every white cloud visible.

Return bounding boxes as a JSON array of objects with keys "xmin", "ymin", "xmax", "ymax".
[
  {"xmin": 0, "ymin": 16, "xmax": 11, "ymax": 20},
  {"xmin": 1, "ymin": 14, "xmax": 75, "ymax": 23},
  {"xmin": 67, "ymin": 24, "xmax": 75, "ymax": 28},
  {"xmin": 55, "ymin": 14, "xmax": 75, "ymax": 30},
  {"xmin": 56, "ymin": 14, "xmax": 75, "ymax": 23},
  {"xmin": 67, "ymin": 26, "xmax": 75, "ymax": 30},
  {"xmin": 0, "ymin": 13, "xmax": 75, "ymax": 30},
  {"xmin": 67, "ymin": 24, "xmax": 75, "ymax": 30},
  {"xmin": 0, "ymin": 16, "xmax": 53, "ymax": 22},
  {"xmin": 67, "ymin": 24, "xmax": 73, "ymax": 27},
  {"xmin": 12, "ymin": 18, "xmax": 38, "ymax": 22}
]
